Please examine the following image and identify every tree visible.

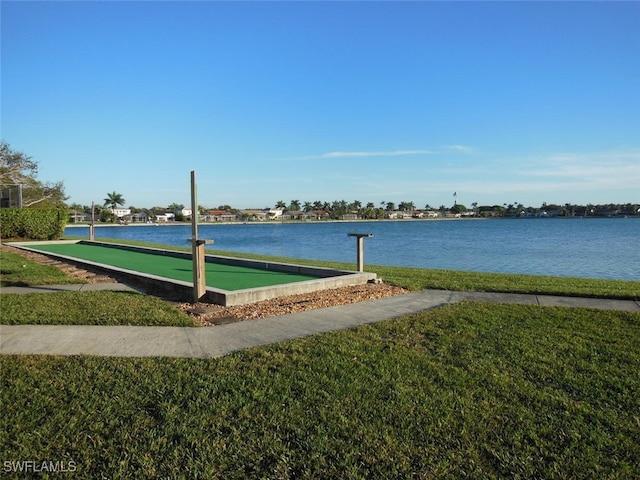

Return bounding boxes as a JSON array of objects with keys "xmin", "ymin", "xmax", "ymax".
[
  {"xmin": 330, "ymin": 200, "xmax": 348, "ymax": 219},
  {"xmin": 104, "ymin": 191, "xmax": 125, "ymax": 210},
  {"xmin": 68, "ymin": 202, "xmax": 86, "ymax": 223},
  {"xmin": 0, "ymin": 142, "xmax": 66, "ymax": 207},
  {"xmin": 451, "ymin": 203, "xmax": 467, "ymax": 214},
  {"xmin": 399, "ymin": 201, "xmax": 415, "ymax": 212},
  {"xmin": 167, "ymin": 203, "xmax": 185, "ymax": 212},
  {"xmin": 288, "ymin": 200, "xmax": 301, "ymax": 211},
  {"xmin": 96, "ymin": 205, "xmax": 115, "ymax": 223}
]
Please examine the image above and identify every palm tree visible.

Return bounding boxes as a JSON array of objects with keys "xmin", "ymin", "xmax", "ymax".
[
  {"xmin": 103, "ymin": 191, "xmax": 125, "ymax": 210},
  {"xmin": 399, "ymin": 201, "xmax": 415, "ymax": 213},
  {"xmin": 288, "ymin": 199, "xmax": 301, "ymax": 211}
]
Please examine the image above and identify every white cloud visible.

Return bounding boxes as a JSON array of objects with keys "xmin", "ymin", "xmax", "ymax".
[
  {"xmin": 196, "ymin": 147, "xmax": 640, "ymax": 208},
  {"xmin": 328, "ymin": 147, "xmax": 640, "ymax": 205},
  {"xmin": 430, "ymin": 148, "xmax": 640, "ymax": 206},
  {"xmin": 287, "ymin": 145, "xmax": 477, "ymax": 161},
  {"xmin": 326, "ymin": 150, "xmax": 433, "ymax": 158},
  {"xmin": 519, "ymin": 149, "xmax": 640, "ymax": 188},
  {"xmin": 289, "ymin": 149, "xmax": 434, "ymax": 160},
  {"xmin": 443, "ymin": 145, "xmax": 475, "ymax": 154}
]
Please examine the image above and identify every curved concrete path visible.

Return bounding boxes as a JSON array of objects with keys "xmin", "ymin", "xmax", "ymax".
[{"xmin": 1, "ymin": 287, "xmax": 639, "ymax": 358}]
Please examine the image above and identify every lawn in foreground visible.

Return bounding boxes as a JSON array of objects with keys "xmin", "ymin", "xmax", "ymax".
[
  {"xmin": 0, "ymin": 250, "xmax": 85, "ymax": 287},
  {"xmin": 0, "ymin": 250, "xmax": 195, "ymax": 326},
  {"xmin": 2, "ymin": 303, "xmax": 638, "ymax": 479},
  {"xmin": 0, "ymin": 291, "xmax": 196, "ymax": 326}
]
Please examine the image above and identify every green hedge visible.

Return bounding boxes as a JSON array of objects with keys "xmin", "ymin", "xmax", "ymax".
[{"xmin": 0, "ymin": 208, "xmax": 67, "ymax": 240}]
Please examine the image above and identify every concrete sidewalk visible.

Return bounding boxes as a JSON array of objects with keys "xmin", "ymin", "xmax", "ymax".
[{"xmin": 1, "ymin": 289, "xmax": 638, "ymax": 358}]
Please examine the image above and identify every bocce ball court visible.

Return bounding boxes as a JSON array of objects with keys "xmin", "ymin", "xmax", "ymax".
[{"xmin": 11, "ymin": 240, "xmax": 376, "ymax": 306}]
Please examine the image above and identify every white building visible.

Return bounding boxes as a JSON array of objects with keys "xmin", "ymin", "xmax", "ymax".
[
  {"xmin": 156, "ymin": 213, "xmax": 175, "ymax": 222},
  {"xmin": 265, "ymin": 207, "xmax": 284, "ymax": 219},
  {"xmin": 110, "ymin": 207, "xmax": 131, "ymax": 218}
]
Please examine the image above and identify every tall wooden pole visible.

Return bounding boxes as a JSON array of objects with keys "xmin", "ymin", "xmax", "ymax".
[
  {"xmin": 190, "ymin": 171, "xmax": 206, "ymax": 302},
  {"xmin": 90, "ymin": 202, "xmax": 95, "ymax": 240}
]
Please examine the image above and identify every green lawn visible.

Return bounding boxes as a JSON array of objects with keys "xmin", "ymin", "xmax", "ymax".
[
  {"xmin": 2, "ymin": 240, "xmax": 639, "ymax": 477},
  {"xmin": 1, "ymin": 291, "xmax": 196, "ymax": 326},
  {"xmin": 2, "ymin": 303, "xmax": 639, "ymax": 478},
  {"xmin": 0, "ymin": 250, "xmax": 85, "ymax": 287}
]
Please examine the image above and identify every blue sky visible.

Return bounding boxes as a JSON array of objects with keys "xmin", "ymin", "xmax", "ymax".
[{"xmin": 2, "ymin": 1, "xmax": 639, "ymax": 210}]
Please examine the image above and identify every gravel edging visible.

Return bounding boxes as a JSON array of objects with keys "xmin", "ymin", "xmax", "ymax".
[{"xmin": 177, "ymin": 283, "xmax": 409, "ymax": 326}]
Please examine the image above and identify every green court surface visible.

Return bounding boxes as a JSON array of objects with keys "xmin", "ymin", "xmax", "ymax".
[{"xmin": 27, "ymin": 243, "xmax": 320, "ymax": 291}]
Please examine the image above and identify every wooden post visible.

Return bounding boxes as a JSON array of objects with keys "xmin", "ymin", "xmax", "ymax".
[
  {"xmin": 90, "ymin": 202, "xmax": 95, "ymax": 241},
  {"xmin": 188, "ymin": 171, "xmax": 212, "ymax": 302},
  {"xmin": 348, "ymin": 233, "xmax": 373, "ymax": 272}
]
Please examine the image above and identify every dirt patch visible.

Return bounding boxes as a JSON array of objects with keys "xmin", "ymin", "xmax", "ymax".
[{"xmin": 178, "ymin": 282, "xmax": 409, "ymax": 325}]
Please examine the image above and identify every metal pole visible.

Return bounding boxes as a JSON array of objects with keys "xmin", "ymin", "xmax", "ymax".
[
  {"xmin": 356, "ymin": 237, "xmax": 364, "ymax": 272},
  {"xmin": 348, "ymin": 233, "xmax": 373, "ymax": 272}
]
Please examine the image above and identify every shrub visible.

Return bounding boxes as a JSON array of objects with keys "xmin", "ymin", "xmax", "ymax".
[{"xmin": 0, "ymin": 208, "xmax": 67, "ymax": 240}]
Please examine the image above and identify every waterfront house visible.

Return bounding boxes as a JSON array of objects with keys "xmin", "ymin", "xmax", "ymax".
[
  {"xmin": 314, "ymin": 210, "xmax": 330, "ymax": 220},
  {"xmin": 131, "ymin": 212, "xmax": 149, "ymax": 223},
  {"xmin": 265, "ymin": 207, "xmax": 284, "ymax": 219},
  {"xmin": 388, "ymin": 211, "xmax": 410, "ymax": 219},
  {"xmin": 242, "ymin": 209, "xmax": 268, "ymax": 221},
  {"xmin": 156, "ymin": 213, "xmax": 175, "ymax": 222},
  {"xmin": 281, "ymin": 210, "xmax": 305, "ymax": 220},
  {"xmin": 110, "ymin": 207, "xmax": 131, "ymax": 218},
  {"xmin": 69, "ymin": 211, "xmax": 90, "ymax": 223},
  {"xmin": 206, "ymin": 210, "xmax": 237, "ymax": 222}
]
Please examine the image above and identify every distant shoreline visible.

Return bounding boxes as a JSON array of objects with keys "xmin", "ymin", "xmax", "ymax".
[
  {"xmin": 65, "ymin": 215, "xmax": 637, "ymax": 228},
  {"xmin": 65, "ymin": 217, "xmax": 491, "ymax": 228}
]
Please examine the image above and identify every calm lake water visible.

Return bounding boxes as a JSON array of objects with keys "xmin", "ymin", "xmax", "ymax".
[{"xmin": 65, "ymin": 218, "xmax": 640, "ymax": 281}]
